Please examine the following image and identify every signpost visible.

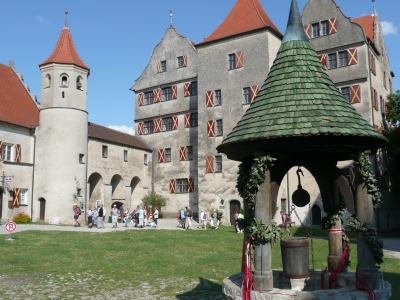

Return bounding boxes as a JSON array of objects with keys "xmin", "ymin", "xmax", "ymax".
[{"xmin": 5, "ymin": 221, "xmax": 16, "ymax": 240}]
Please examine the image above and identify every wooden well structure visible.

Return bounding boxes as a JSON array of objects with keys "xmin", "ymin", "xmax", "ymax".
[{"xmin": 217, "ymin": 0, "xmax": 388, "ymax": 292}]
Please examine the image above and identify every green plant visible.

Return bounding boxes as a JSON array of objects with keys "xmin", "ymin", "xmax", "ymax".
[
  {"xmin": 13, "ymin": 212, "xmax": 30, "ymax": 223},
  {"xmin": 142, "ymin": 191, "xmax": 167, "ymax": 216}
]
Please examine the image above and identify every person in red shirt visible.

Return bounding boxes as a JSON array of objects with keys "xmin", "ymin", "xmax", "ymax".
[{"xmin": 281, "ymin": 211, "xmax": 291, "ymax": 236}]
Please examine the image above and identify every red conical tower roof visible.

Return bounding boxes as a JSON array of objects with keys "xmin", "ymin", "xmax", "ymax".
[
  {"xmin": 200, "ymin": 0, "xmax": 282, "ymax": 44},
  {"xmin": 39, "ymin": 27, "xmax": 89, "ymax": 71}
]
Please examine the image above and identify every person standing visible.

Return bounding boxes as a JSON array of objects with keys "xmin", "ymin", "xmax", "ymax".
[
  {"xmin": 138, "ymin": 206, "xmax": 144, "ymax": 228},
  {"xmin": 212, "ymin": 209, "xmax": 218, "ymax": 230},
  {"xmin": 200, "ymin": 209, "xmax": 207, "ymax": 229},
  {"xmin": 97, "ymin": 204, "xmax": 105, "ymax": 229},
  {"xmin": 186, "ymin": 207, "xmax": 192, "ymax": 230},
  {"xmin": 87, "ymin": 206, "xmax": 94, "ymax": 228},
  {"xmin": 111, "ymin": 204, "xmax": 119, "ymax": 228},
  {"xmin": 280, "ymin": 211, "xmax": 291, "ymax": 236},
  {"xmin": 93, "ymin": 207, "xmax": 98, "ymax": 228},
  {"xmin": 234, "ymin": 211, "xmax": 239, "ymax": 233},
  {"xmin": 120, "ymin": 204, "xmax": 125, "ymax": 224},
  {"xmin": 73, "ymin": 204, "xmax": 81, "ymax": 227},
  {"xmin": 143, "ymin": 207, "xmax": 147, "ymax": 227},
  {"xmin": 124, "ymin": 208, "xmax": 129, "ymax": 227},
  {"xmin": 153, "ymin": 207, "xmax": 159, "ymax": 227},
  {"xmin": 176, "ymin": 209, "xmax": 181, "ymax": 228},
  {"xmin": 180, "ymin": 207, "xmax": 186, "ymax": 229}
]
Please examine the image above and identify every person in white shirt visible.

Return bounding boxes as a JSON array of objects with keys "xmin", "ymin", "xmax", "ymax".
[
  {"xmin": 153, "ymin": 207, "xmax": 159, "ymax": 227},
  {"xmin": 200, "ymin": 209, "xmax": 207, "ymax": 230}
]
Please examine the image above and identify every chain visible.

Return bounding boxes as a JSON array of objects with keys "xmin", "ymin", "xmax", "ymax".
[{"xmin": 290, "ymin": 204, "xmax": 316, "ymax": 285}]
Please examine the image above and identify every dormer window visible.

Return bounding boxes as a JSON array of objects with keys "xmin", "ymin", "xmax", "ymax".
[
  {"xmin": 60, "ymin": 74, "xmax": 69, "ymax": 87},
  {"xmin": 76, "ymin": 76, "xmax": 83, "ymax": 90},
  {"xmin": 45, "ymin": 74, "xmax": 51, "ymax": 88}
]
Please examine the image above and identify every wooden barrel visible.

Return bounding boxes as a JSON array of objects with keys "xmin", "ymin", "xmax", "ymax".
[{"xmin": 280, "ymin": 238, "xmax": 309, "ymax": 279}]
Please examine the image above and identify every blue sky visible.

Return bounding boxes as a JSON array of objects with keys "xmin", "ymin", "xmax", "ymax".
[{"xmin": 1, "ymin": 0, "xmax": 398, "ymax": 135}]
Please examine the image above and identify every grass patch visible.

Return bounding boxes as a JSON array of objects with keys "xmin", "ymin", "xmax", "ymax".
[{"xmin": 0, "ymin": 226, "xmax": 398, "ymax": 299}]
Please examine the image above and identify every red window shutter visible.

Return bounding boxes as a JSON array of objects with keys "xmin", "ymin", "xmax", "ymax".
[
  {"xmin": 138, "ymin": 122, "xmax": 144, "ymax": 135},
  {"xmin": 158, "ymin": 149, "xmax": 165, "ymax": 163},
  {"xmin": 304, "ymin": 24, "xmax": 311, "ymax": 39},
  {"xmin": 348, "ymin": 48, "xmax": 358, "ymax": 65},
  {"xmin": 250, "ymin": 85, "xmax": 259, "ymax": 103},
  {"xmin": 157, "ymin": 62, "xmax": 161, "ymax": 73},
  {"xmin": 183, "ymin": 55, "xmax": 188, "ymax": 67},
  {"xmin": 206, "ymin": 156, "xmax": 214, "ymax": 173},
  {"xmin": 15, "ymin": 144, "xmax": 21, "ymax": 163},
  {"xmin": 184, "ymin": 83, "xmax": 191, "ymax": 97},
  {"xmin": 207, "ymin": 120, "xmax": 215, "ymax": 137},
  {"xmin": 318, "ymin": 54, "xmax": 328, "ymax": 70},
  {"xmin": 206, "ymin": 91, "xmax": 214, "ymax": 107},
  {"xmin": 188, "ymin": 178, "xmax": 194, "ymax": 193},
  {"xmin": 179, "ymin": 147, "xmax": 186, "ymax": 161},
  {"xmin": 371, "ymin": 87, "xmax": 375, "ymax": 109},
  {"xmin": 13, "ymin": 188, "xmax": 20, "ymax": 206},
  {"xmin": 172, "ymin": 86, "xmax": 178, "ymax": 99},
  {"xmin": 154, "ymin": 119, "xmax": 161, "ymax": 133},
  {"xmin": 184, "ymin": 114, "xmax": 191, "ymax": 128},
  {"xmin": 350, "ymin": 85, "xmax": 361, "ymax": 104},
  {"xmin": 153, "ymin": 88, "xmax": 161, "ymax": 103},
  {"xmin": 138, "ymin": 93, "xmax": 144, "ymax": 106},
  {"xmin": 0, "ymin": 141, "xmax": 3, "ymax": 160},
  {"xmin": 169, "ymin": 179, "xmax": 176, "ymax": 193},
  {"xmin": 235, "ymin": 51, "xmax": 244, "ymax": 69},
  {"xmin": 329, "ymin": 18, "xmax": 338, "ymax": 34},
  {"xmin": 172, "ymin": 116, "xmax": 178, "ymax": 130},
  {"xmin": 369, "ymin": 51, "xmax": 373, "ymax": 72}
]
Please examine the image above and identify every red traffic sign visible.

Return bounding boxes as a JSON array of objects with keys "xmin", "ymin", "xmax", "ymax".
[
  {"xmin": 4, "ymin": 177, "xmax": 12, "ymax": 182},
  {"xmin": 5, "ymin": 221, "xmax": 17, "ymax": 233}
]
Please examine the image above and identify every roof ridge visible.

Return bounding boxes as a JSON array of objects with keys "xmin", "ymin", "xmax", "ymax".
[
  {"xmin": 89, "ymin": 122, "xmax": 136, "ymax": 137},
  {"xmin": 252, "ymin": 0, "xmax": 267, "ymax": 26}
]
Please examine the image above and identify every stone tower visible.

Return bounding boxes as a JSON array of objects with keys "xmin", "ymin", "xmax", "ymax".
[{"xmin": 33, "ymin": 16, "xmax": 90, "ymax": 224}]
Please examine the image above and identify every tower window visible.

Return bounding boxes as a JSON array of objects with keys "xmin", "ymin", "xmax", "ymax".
[
  {"xmin": 45, "ymin": 74, "xmax": 51, "ymax": 88},
  {"xmin": 76, "ymin": 77, "xmax": 83, "ymax": 90},
  {"xmin": 102, "ymin": 146, "xmax": 108, "ymax": 158},
  {"xmin": 60, "ymin": 74, "xmax": 69, "ymax": 87},
  {"xmin": 62, "ymin": 91, "xmax": 65, "ymax": 98}
]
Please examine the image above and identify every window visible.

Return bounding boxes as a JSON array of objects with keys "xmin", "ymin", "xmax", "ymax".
[
  {"xmin": 191, "ymin": 113, "xmax": 198, "ymax": 127},
  {"xmin": 215, "ymin": 90, "xmax": 221, "ymax": 106},
  {"xmin": 176, "ymin": 179, "xmax": 188, "ymax": 193},
  {"xmin": 144, "ymin": 121, "xmax": 154, "ymax": 134},
  {"xmin": 77, "ymin": 188, "xmax": 82, "ymax": 197},
  {"xmin": 384, "ymin": 72, "xmax": 387, "ymax": 88},
  {"xmin": 229, "ymin": 53, "xmax": 236, "ymax": 70},
  {"xmin": 312, "ymin": 23, "xmax": 320, "ymax": 38},
  {"xmin": 162, "ymin": 87, "xmax": 172, "ymax": 101},
  {"xmin": 162, "ymin": 117, "xmax": 172, "ymax": 131},
  {"xmin": 216, "ymin": 119, "xmax": 223, "ymax": 136},
  {"xmin": 165, "ymin": 148, "xmax": 171, "ymax": 163},
  {"xmin": 76, "ymin": 76, "xmax": 83, "ymax": 90},
  {"xmin": 243, "ymin": 87, "xmax": 251, "ymax": 104},
  {"xmin": 60, "ymin": 75, "xmax": 68, "ymax": 87},
  {"xmin": 144, "ymin": 92, "xmax": 153, "ymax": 105},
  {"xmin": 2, "ymin": 144, "xmax": 12, "ymax": 161},
  {"xmin": 20, "ymin": 189, "xmax": 28, "ymax": 205},
  {"xmin": 45, "ymin": 74, "xmax": 51, "ymax": 88},
  {"xmin": 339, "ymin": 51, "xmax": 348, "ymax": 67},
  {"xmin": 102, "ymin": 146, "xmax": 108, "ymax": 158},
  {"xmin": 144, "ymin": 154, "xmax": 148, "ymax": 165},
  {"xmin": 321, "ymin": 21, "xmax": 329, "ymax": 36},
  {"xmin": 124, "ymin": 150, "xmax": 128, "ymax": 162},
  {"xmin": 178, "ymin": 56, "xmax": 185, "ymax": 68},
  {"xmin": 328, "ymin": 53, "xmax": 337, "ymax": 69},
  {"xmin": 187, "ymin": 146, "xmax": 193, "ymax": 161},
  {"xmin": 190, "ymin": 81, "xmax": 198, "ymax": 96},
  {"xmin": 341, "ymin": 87, "xmax": 350, "ymax": 103},
  {"xmin": 79, "ymin": 154, "xmax": 84, "ymax": 163},
  {"xmin": 161, "ymin": 60, "xmax": 167, "ymax": 72},
  {"xmin": 62, "ymin": 91, "xmax": 65, "ymax": 98},
  {"xmin": 215, "ymin": 156, "xmax": 222, "ymax": 173}
]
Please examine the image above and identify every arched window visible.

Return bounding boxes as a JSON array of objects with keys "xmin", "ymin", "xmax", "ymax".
[
  {"xmin": 76, "ymin": 76, "xmax": 83, "ymax": 90},
  {"xmin": 60, "ymin": 74, "xmax": 69, "ymax": 87},
  {"xmin": 45, "ymin": 74, "xmax": 51, "ymax": 88}
]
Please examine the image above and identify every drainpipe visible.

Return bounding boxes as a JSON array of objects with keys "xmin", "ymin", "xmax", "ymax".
[
  {"xmin": 30, "ymin": 127, "xmax": 36, "ymax": 221},
  {"xmin": 85, "ymin": 127, "xmax": 89, "ymax": 214},
  {"xmin": 287, "ymin": 171, "xmax": 290, "ymax": 213}
]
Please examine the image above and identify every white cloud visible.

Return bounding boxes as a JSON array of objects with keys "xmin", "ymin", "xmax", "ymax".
[
  {"xmin": 108, "ymin": 125, "xmax": 135, "ymax": 136},
  {"xmin": 381, "ymin": 21, "xmax": 398, "ymax": 36},
  {"xmin": 36, "ymin": 16, "xmax": 52, "ymax": 24}
]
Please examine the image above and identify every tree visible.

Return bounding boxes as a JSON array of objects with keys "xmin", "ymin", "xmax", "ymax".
[
  {"xmin": 142, "ymin": 191, "xmax": 167, "ymax": 216},
  {"xmin": 386, "ymin": 90, "xmax": 400, "ymax": 153}
]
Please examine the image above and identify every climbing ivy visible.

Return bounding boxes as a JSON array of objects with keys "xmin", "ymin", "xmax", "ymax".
[
  {"xmin": 321, "ymin": 192, "xmax": 346, "ymax": 230},
  {"xmin": 353, "ymin": 152, "xmax": 382, "ymax": 209},
  {"xmin": 236, "ymin": 153, "xmax": 281, "ymax": 244}
]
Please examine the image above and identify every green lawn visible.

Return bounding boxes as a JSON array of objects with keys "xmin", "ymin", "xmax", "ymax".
[{"xmin": 0, "ymin": 226, "xmax": 398, "ymax": 299}]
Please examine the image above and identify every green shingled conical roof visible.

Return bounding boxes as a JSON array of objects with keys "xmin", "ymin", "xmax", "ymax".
[{"xmin": 217, "ymin": 0, "xmax": 387, "ymax": 162}]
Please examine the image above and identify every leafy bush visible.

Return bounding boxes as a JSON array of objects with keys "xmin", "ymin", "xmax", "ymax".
[
  {"xmin": 142, "ymin": 191, "xmax": 167, "ymax": 217},
  {"xmin": 13, "ymin": 212, "xmax": 30, "ymax": 223}
]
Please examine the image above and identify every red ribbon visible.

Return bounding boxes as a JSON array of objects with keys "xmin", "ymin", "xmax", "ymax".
[
  {"xmin": 242, "ymin": 237, "xmax": 254, "ymax": 300},
  {"xmin": 355, "ymin": 268, "xmax": 376, "ymax": 300}
]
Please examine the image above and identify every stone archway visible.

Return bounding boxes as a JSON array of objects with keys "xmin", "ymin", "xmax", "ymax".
[
  {"xmin": 229, "ymin": 200, "xmax": 240, "ymax": 225},
  {"xmin": 130, "ymin": 176, "xmax": 141, "ymax": 206},
  {"xmin": 39, "ymin": 198, "xmax": 46, "ymax": 221},
  {"xmin": 88, "ymin": 173, "xmax": 104, "ymax": 208},
  {"xmin": 111, "ymin": 174, "xmax": 125, "ymax": 202}
]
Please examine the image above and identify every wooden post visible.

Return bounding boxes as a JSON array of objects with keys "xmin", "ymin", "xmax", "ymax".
[
  {"xmin": 327, "ymin": 182, "xmax": 342, "ymax": 271},
  {"xmin": 242, "ymin": 189, "xmax": 250, "ymax": 273},
  {"xmin": 355, "ymin": 162, "xmax": 378, "ymax": 289},
  {"xmin": 253, "ymin": 169, "xmax": 273, "ymax": 291}
]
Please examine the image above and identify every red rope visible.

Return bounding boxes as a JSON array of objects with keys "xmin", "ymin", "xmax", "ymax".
[
  {"xmin": 355, "ymin": 268, "xmax": 376, "ymax": 300},
  {"xmin": 321, "ymin": 267, "xmax": 327, "ymax": 289},
  {"xmin": 242, "ymin": 237, "xmax": 253, "ymax": 300}
]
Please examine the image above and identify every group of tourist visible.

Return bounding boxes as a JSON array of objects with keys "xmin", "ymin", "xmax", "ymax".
[{"xmin": 176, "ymin": 206, "xmax": 193, "ymax": 229}]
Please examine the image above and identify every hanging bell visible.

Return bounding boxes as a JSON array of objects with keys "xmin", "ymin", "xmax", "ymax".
[{"xmin": 291, "ymin": 167, "xmax": 310, "ymax": 207}]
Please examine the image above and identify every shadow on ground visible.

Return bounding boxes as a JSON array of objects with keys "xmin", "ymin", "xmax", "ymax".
[{"xmin": 176, "ymin": 277, "xmax": 225, "ymax": 300}]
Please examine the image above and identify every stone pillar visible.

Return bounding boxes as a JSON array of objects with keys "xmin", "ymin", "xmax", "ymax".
[
  {"xmin": 355, "ymin": 163, "xmax": 378, "ymax": 289},
  {"xmin": 327, "ymin": 182, "xmax": 342, "ymax": 271},
  {"xmin": 253, "ymin": 169, "xmax": 273, "ymax": 291}
]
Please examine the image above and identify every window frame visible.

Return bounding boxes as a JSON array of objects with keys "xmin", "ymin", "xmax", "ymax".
[
  {"xmin": 124, "ymin": 150, "xmax": 128, "ymax": 162},
  {"xmin": 215, "ymin": 156, "xmax": 222, "ymax": 173},
  {"xmin": 312, "ymin": 23, "xmax": 320, "ymax": 38},
  {"xmin": 216, "ymin": 119, "xmax": 223, "ymax": 136},
  {"xmin": 243, "ymin": 87, "xmax": 251, "ymax": 104},
  {"xmin": 228, "ymin": 53, "xmax": 236, "ymax": 70},
  {"xmin": 190, "ymin": 113, "xmax": 198, "ymax": 127},
  {"xmin": 338, "ymin": 51, "xmax": 348, "ymax": 67},
  {"xmin": 160, "ymin": 60, "xmax": 167, "ymax": 72},
  {"xmin": 186, "ymin": 146, "xmax": 193, "ymax": 161},
  {"xmin": 214, "ymin": 89, "xmax": 222, "ymax": 106},
  {"xmin": 162, "ymin": 87, "xmax": 172, "ymax": 101},
  {"xmin": 144, "ymin": 121, "xmax": 154, "ymax": 135},
  {"xmin": 165, "ymin": 148, "xmax": 171, "ymax": 163},
  {"xmin": 60, "ymin": 74, "xmax": 69, "ymax": 87},
  {"xmin": 162, "ymin": 117, "xmax": 173, "ymax": 132},
  {"xmin": 177, "ymin": 56, "xmax": 185, "ymax": 68},
  {"xmin": 102, "ymin": 145, "xmax": 108, "ymax": 158},
  {"xmin": 79, "ymin": 154, "xmax": 85, "ymax": 164},
  {"xmin": 2, "ymin": 143, "xmax": 12, "ymax": 161},
  {"xmin": 341, "ymin": 86, "xmax": 350, "ymax": 103},
  {"xmin": 190, "ymin": 81, "xmax": 198, "ymax": 96},
  {"xmin": 20, "ymin": 189, "xmax": 28, "ymax": 205},
  {"xmin": 144, "ymin": 154, "xmax": 148, "ymax": 165},
  {"xmin": 176, "ymin": 178, "xmax": 188, "ymax": 193},
  {"xmin": 144, "ymin": 91, "xmax": 154, "ymax": 105},
  {"xmin": 321, "ymin": 21, "xmax": 329, "ymax": 36},
  {"xmin": 328, "ymin": 53, "xmax": 337, "ymax": 69}
]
